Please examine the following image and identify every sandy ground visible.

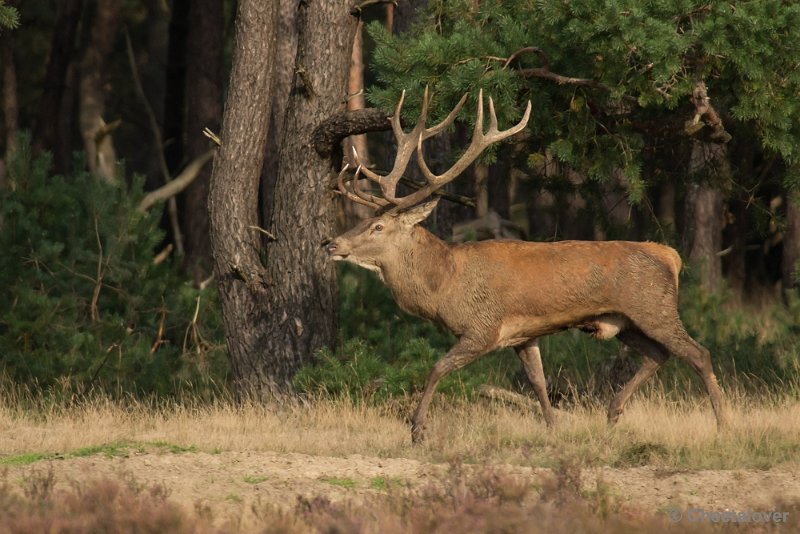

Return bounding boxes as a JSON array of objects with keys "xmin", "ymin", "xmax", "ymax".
[{"xmin": 3, "ymin": 450, "xmax": 799, "ymax": 527}]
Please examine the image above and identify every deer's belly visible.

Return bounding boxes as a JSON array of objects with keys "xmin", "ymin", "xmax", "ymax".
[{"xmin": 494, "ymin": 313, "xmax": 626, "ymax": 347}]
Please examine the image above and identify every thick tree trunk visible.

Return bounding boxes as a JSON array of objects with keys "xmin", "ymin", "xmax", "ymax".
[
  {"xmin": 261, "ymin": 0, "xmax": 299, "ymax": 226},
  {"xmin": 261, "ymin": 1, "xmax": 357, "ymax": 392},
  {"xmin": 181, "ymin": 0, "xmax": 224, "ymax": 282},
  {"xmin": 208, "ymin": 1, "xmax": 279, "ymax": 399},
  {"xmin": 79, "ymin": 0, "xmax": 120, "ymax": 182},
  {"xmin": 684, "ymin": 141, "xmax": 728, "ymax": 292},
  {"xmin": 32, "ymin": 0, "xmax": 83, "ymax": 160}
]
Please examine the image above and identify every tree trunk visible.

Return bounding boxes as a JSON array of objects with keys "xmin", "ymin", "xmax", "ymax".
[
  {"xmin": 1, "ymin": 28, "xmax": 18, "ymax": 158},
  {"xmin": 783, "ymin": 191, "xmax": 800, "ymax": 295},
  {"xmin": 163, "ymin": 0, "xmax": 189, "ymax": 174},
  {"xmin": 684, "ymin": 141, "xmax": 728, "ymax": 293},
  {"xmin": 181, "ymin": 0, "xmax": 224, "ymax": 283},
  {"xmin": 261, "ymin": 0, "xmax": 299, "ymax": 226},
  {"xmin": 261, "ymin": 1, "xmax": 358, "ymax": 392},
  {"xmin": 208, "ymin": 1, "xmax": 279, "ymax": 399},
  {"xmin": 79, "ymin": 0, "xmax": 120, "ymax": 182},
  {"xmin": 32, "ymin": 0, "xmax": 83, "ymax": 160},
  {"xmin": 342, "ymin": 18, "xmax": 373, "ymax": 223}
]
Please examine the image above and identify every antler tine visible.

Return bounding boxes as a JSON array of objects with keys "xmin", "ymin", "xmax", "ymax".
[
  {"xmin": 351, "ymin": 165, "xmax": 390, "ymax": 207},
  {"xmin": 402, "ymin": 91, "xmax": 531, "ymax": 209},
  {"xmin": 422, "ymin": 92, "xmax": 469, "ymax": 140},
  {"xmin": 488, "ymin": 95, "xmax": 499, "ymax": 133},
  {"xmin": 357, "ymin": 88, "xmax": 430, "ymax": 197},
  {"xmin": 336, "ymin": 163, "xmax": 387, "ymax": 210}
]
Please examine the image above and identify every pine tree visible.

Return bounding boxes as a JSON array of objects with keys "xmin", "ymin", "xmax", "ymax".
[{"xmin": 367, "ymin": 0, "xmax": 800, "ymax": 291}]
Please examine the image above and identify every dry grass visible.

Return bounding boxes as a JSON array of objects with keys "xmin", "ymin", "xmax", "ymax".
[{"xmin": 1, "ymin": 388, "xmax": 798, "ymax": 470}]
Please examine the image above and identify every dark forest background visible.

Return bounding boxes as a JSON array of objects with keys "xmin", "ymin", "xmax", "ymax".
[{"xmin": 1, "ymin": 0, "xmax": 798, "ymax": 402}]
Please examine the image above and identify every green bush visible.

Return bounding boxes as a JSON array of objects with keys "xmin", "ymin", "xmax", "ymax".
[{"xmin": 0, "ymin": 135, "xmax": 227, "ymax": 397}]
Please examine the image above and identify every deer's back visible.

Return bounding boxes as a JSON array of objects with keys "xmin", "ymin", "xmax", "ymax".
[{"xmin": 439, "ymin": 239, "xmax": 682, "ymax": 340}]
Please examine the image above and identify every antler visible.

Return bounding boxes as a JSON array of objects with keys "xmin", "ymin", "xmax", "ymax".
[{"xmin": 336, "ymin": 87, "xmax": 531, "ymax": 211}]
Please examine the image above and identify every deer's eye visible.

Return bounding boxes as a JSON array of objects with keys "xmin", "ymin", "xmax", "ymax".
[{"xmin": 373, "ymin": 223, "xmax": 384, "ymax": 232}]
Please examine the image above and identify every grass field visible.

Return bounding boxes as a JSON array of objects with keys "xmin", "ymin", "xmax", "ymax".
[{"xmin": 0, "ymin": 388, "xmax": 798, "ymax": 532}]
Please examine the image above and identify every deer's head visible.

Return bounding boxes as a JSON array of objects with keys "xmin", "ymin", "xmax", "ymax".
[
  {"xmin": 326, "ymin": 87, "xmax": 531, "ymax": 271},
  {"xmin": 326, "ymin": 200, "xmax": 439, "ymax": 274}
]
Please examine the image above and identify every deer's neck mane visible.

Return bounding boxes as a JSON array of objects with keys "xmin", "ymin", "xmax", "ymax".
[{"xmin": 380, "ymin": 226, "xmax": 455, "ymax": 318}]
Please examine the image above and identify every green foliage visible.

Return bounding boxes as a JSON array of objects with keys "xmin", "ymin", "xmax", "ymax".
[
  {"xmin": 367, "ymin": 0, "xmax": 800, "ymax": 209},
  {"xmin": 0, "ymin": 0, "xmax": 19, "ymax": 30},
  {"xmin": 0, "ymin": 135, "xmax": 228, "ymax": 397}
]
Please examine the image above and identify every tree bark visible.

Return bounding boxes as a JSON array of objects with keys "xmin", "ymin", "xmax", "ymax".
[
  {"xmin": 783, "ymin": 191, "xmax": 800, "ymax": 295},
  {"xmin": 32, "ymin": 0, "xmax": 83, "ymax": 159},
  {"xmin": 79, "ymin": 0, "xmax": 120, "ymax": 182},
  {"xmin": 684, "ymin": 140, "xmax": 728, "ymax": 293},
  {"xmin": 261, "ymin": 1, "xmax": 358, "ymax": 393},
  {"xmin": 181, "ymin": 0, "xmax": 224, "ymax": 282},
  {"xmin": 1, "ymin": 27, "xmax": 18, "ymax": 158},
  {"xmin": 208, "ymin": 1, "xmax": 279, "ymax": 399},
  {"xmin": 261, "ymin": 0, "xmax": 299, "ymax": 226}
]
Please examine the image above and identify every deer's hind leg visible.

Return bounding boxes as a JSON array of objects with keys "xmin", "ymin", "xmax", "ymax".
[
  {"xmin": 634, "ymin": 316, "xmax": 729, "ymax": 429},
  {"xmin": 515, "ymin": 339, "xmax": 556, "ymax": 427},
  {"xmin": 608, "ymin": 329, "xmax": 669, "ymax": 424}
]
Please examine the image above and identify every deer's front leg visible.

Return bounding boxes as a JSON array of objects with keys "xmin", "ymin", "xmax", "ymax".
[
  {"xmin": 411, "ymin": 337, "xmax": 487, "ymax": 444},
  {"xmin": 515, "ymin": 339, "xmax": 556, "ymax": 427}
]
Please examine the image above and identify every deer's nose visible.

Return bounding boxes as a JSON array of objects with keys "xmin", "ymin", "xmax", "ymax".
[{"xmin": 325, "ymin": 241, "xmax": 338, "ymax": 255}]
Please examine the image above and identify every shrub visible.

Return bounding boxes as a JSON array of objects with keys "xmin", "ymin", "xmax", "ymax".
[{"xmin": 0, "ymin": 135, "xmax": 227, "ymax": 397}]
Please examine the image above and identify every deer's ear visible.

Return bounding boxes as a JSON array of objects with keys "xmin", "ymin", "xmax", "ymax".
[{"xmin": 396, "ymin": 199, "xmax": 439, "ymax": 227}]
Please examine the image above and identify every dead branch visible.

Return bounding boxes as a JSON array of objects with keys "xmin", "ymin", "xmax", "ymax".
[
  {"xmin": 684, "ymin": 80, "xmax": 732, "ymax": 143},
  {"xmin": 506, "ymin": 46, "xmax": 638, "ymax": 105},
  {"xmin": 312, "ymin": 108, "xmax": 391, "ymax": 157},
  {"xmin": 124, "ymin": 28, "xmax": 185, "ymax": 254},
  {"xmin": 137, "ymin": 150, "xmax": 215, "ymax": 212},
  {"xmin": 477, "ymin": 384, "xmax": 536, "ymax": 410},
  {"xmin": 153, "ymin": 244, "xmax": 173, "ymax": 265}
]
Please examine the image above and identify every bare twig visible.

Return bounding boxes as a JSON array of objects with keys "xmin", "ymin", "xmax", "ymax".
[
  {"xmin": 503, "ymin": 46, "xmax": 550, "ymax": 70},
  {"xmin": 477, "ymin": 384, "xmax": 536, "ymax": 410},
  {"xmin": 124, "ymin": 28, "xmax": 185, "ymax": 255},
  {"xmin": 198, "ymin": 273, "xmax": 214, "ymax": 291},
  {"xmin": 506, "ymin": 46, "xmax": 638, "ymax": 104},
  {"xmin": 150, "ymin": 301, "xmax": 167, "ymax": 353},
  {"xmin": 203, "ymin": 128, "xmax": 221, "ymax": 147},
  {"xmin": 90, "ymin": 216, "xmax": 109, "ymax": 323},
  {"xmin": 249, "ymin": 225, "xmax": 276, "ymax": 240},
  {"xmin": 137, "ymin": 149, "xmax": 215, "ymax": 212},
  {"xmin": 153, "ymin": 243, "xmax": 174, "ymax": 265}
]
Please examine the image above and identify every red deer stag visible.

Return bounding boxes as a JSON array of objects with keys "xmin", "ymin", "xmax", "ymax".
[{"xmin": 326, "ymin": 88, "xmax": 728, "ymax": 443}]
